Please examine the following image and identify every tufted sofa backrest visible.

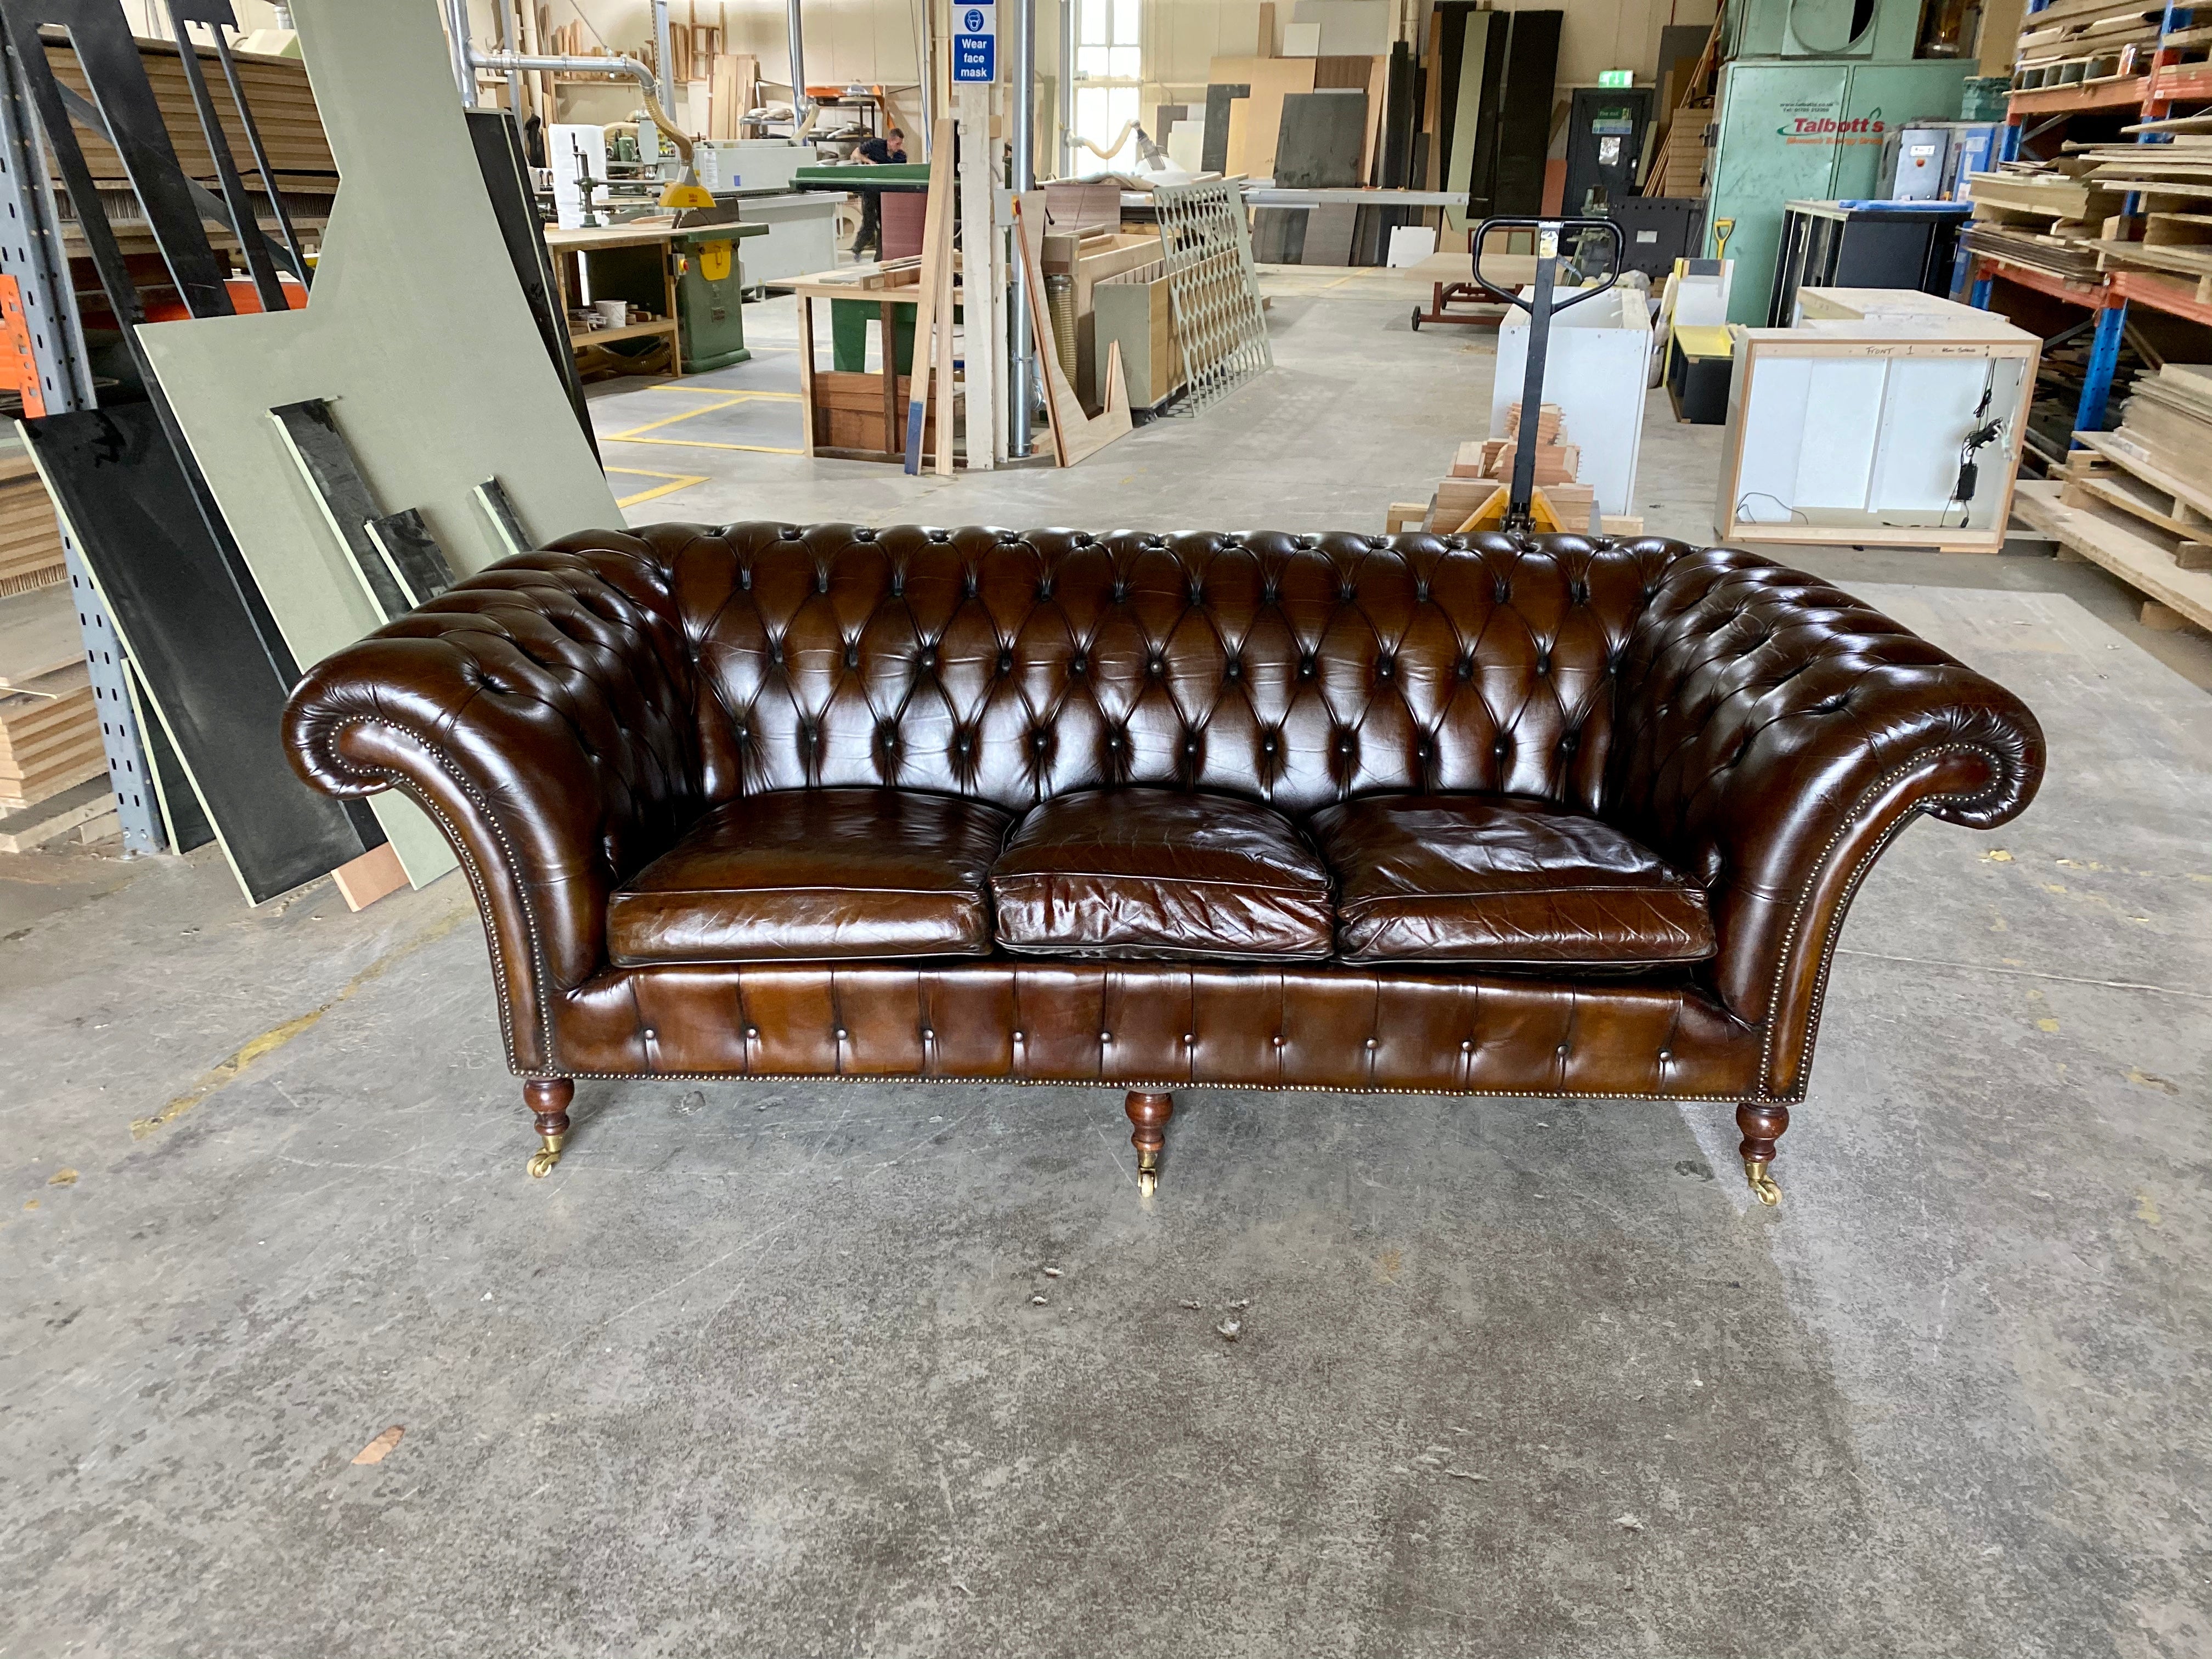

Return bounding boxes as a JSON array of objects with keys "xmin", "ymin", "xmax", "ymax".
[{"xmin": 650, "ymin": 523, "xmax": 1687, "ymax": 818}]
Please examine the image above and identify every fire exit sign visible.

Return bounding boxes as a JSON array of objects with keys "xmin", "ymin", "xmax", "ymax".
[{"xmin": 1598, "ymin": 69, "xmax": 1633, "ymax": 87}]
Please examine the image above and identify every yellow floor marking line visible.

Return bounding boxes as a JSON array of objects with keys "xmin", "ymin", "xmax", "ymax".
[
  {"xmin": 608, "ymin": 435, "xmax": 803, "ymax": 456},
  {"xmin": 131, "ymin": 909, "xmax": 471, "ymax": 1139},
  {"xmin": 602, "ymin": 396, "xmax": 756, "ymax": 439},
  {"xmin": 609, "ymin": 466, "xmax": 711, "ymax": 507},
  {"xmin": 644, "ymin": 385, "xmax": 802, "ymax": 401}
]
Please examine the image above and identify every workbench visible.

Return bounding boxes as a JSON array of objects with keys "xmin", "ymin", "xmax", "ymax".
[
  {"xmin": 769, "ymin": 260, "xmax": 953, "ymax": 462},
  {"xmin": 544, "ymin": 223, "xmax": 684, "ymax": 380}
]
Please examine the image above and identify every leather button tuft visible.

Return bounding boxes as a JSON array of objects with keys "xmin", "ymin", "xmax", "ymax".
[
  {"xmin": 1556, "ymin": 1042, "xmax": 1570, "ymax": 1056},
  {"xmin": 835, "ymin": 1027, "xmax": 848, "ymax": 1039},
  {"xmin": 921, "ymin": 1028, "xmax": 934, "ymax": 1040},
  {"xmin": 1365, "ymin": 1037, "xmax": 1378, "ymax": 1049},
  {"xmin": 1013, "ymin": 1030, "xmax": 1025, "ymax": 1041},
  {"xmin": 643, "ymin": 1027, "xmax": 656, "ymax": 1040},
  {"xmin": 1101, "ymin": 1032, "xmax": 1112, "ymax": 1042},
  {"xmin": 1183, "ymin": 1033, "xmax": 1195, "ymax": 1045},
  {"xmin": 1272, "ymin": 1035, "xmax": 1285, "ymax": 1047},
  {"xmin": 1657, "ymin": 1048, "xmax": 1672, "ymax": 1061},
  {"xmin": 745, "ymin": 1026, "xmax": 759, "ymax": 1038},
  {"xmin": 1148, "ymin": 657, "xmax": 1163, "ymax": 676},
  {"xmin": 997, "ymin": 650, "xmax": 1014, "ymax": 674},
  {"xmin": 1460, "ymin": 1039, "xmax": 1473, "ymax": 1051}
]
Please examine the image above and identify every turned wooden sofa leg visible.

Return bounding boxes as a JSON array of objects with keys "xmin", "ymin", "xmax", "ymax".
[
  {"xmin": 526, "ymin": 1078, "xmax": 574, "ymax": 1178},
  {"xmin": 1736, "ymin": 1102, "xmax": 1788, "ymax": 1207},
  {"xmin": 1124, "ymin": 1090, "xmax": 1173, "ymax": 1195}
]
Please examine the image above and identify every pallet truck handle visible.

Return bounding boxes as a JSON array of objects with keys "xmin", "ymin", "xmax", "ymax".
[
  {"xmin": 1469, "ymin": 216, "xmax": 1624, "ymax": 312},
  {"xmin": 1467, "ymin": 217, "xmax": 1625, "ymax": 534}
]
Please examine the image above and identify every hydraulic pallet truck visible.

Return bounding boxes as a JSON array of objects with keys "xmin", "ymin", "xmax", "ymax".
[{"xmin": 1454, "ymin": 216, "xmax": 1623, "ymax": 535}]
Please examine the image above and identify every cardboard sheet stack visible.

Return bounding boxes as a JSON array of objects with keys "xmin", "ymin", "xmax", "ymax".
[
  {"xmin": 0, "ymin": 454, "xmax": 108, "ymax": 842},
  {"xmin": 1423, "ymin": 403, "xmax": 1596, "ymax": 531}
]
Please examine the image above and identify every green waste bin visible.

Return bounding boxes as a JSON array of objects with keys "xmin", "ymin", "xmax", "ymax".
[{"xmin": 670, "ymin": 222, "xmax": 769, "ymax": 374}]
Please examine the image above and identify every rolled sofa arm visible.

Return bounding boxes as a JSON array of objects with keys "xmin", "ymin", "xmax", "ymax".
[
  {"xmin": 283, "ymin": 529, "xmax": 704, "ymax": 1073},
  {"xmin": 1605, "ymin": 545, "xmax": 2045, "ymax": 1099}
]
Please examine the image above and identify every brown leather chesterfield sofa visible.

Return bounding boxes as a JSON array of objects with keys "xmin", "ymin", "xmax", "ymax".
[{"xmin": 284, "ymin": 524, "xmax": 2042, "ymax": 1204}]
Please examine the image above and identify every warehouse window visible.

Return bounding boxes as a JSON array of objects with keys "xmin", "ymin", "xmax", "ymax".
[{"xmin": 1074, "ymin": 0, "xmax": 1141, "ymax": 171}]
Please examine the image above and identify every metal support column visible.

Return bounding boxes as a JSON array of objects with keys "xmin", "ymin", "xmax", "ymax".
[
  {"xmin": 494, "ymin": 0, "xmax": 525, "ymax": 115},
  {"xmin": 786, "ymin": 0, "xmax": 809, "ymax": 121},
  {"xmin": 2076, "ymin": 301, "xmax": 2128, "ymax": 435},
  {"xmin": 1008, "ymin": 0, "xmax": 1036, "ymax": 456},
  {"xmin": 652, "ymin": 0, "xmax": 675, "ymax": 113},
  {"xmin": 442, "ymin": 0, "xmax": 476, "ymax": 107},
  {"xmin": 1058, "ymin": 0, "xmax": 1075, "ymax": 179},
  {"xmin": 0, "ymin": 31, "xmax": 160, "ymax": 854}
]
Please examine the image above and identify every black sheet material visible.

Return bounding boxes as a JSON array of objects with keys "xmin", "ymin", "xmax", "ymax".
[
  {"xmin": 25, "ymin": 405, "xmax": 379, "ymax": 903},
  {"xmin": 1202, "ymin": 83, "xmax": 1248, "ymax": 176},
  {"xmin": 1273, "ymin": 90, "xmax": 1368, "ymax": 189},
  {"xmin": 465, "ymin": 109, "xmax": 597, "ymax": 460},
  {"xmin": 272, "ymin": 399, "xmax": 409, "ymax": 619},
  {"xmin": 1491, "ymin": 11, "xmax": 1562, "ymax": 215},
  {"xmin": 133, "ymin": 667, "xmax": 216, "ymax": 855},
  {"xmin": 366, "ymin": 509, "xmax": 456, "ymax": 607}
]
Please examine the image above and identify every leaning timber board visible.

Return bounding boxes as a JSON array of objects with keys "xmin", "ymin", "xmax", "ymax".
[
  {"xmin": 22, "ymin": 402, "xmax": 379, "ymax": 902},
  {"xmin": 136, "ymin": 0, "xmax": 625, "ymax": 890}
]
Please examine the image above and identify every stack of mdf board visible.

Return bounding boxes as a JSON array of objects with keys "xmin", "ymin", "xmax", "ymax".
[
  {"xmin": 0, "ymin": 584, "xmax": 103, "ymax": 815},
  {"xmin": 44, "ymin": 32, "xmax": 337, "ymax": 194},
  {"xmin": 1960, "ymin": 161, "xmax": 2118, "ymax": 282},
  {"xmin": 2008, "ymin": 0, "xmax": 2164, "ymax": 90},
  {"xmin": 0, "ymin": 450, "xmax": 67, "ymax": 599},
  {"xmin": 2075, "ymin": 137, "xmax": 2212, "ymax": 290}
]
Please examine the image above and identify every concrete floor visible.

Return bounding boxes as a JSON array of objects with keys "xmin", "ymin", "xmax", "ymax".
[{"xmin": 4, "ymin": 266, "xmax": 2209, "ymax": 1658}]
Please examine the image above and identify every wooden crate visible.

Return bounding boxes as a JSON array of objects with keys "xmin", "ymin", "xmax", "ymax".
[{"xmin": 1093, "ymin": 261, "xmax": 1185, "ymax": 410}]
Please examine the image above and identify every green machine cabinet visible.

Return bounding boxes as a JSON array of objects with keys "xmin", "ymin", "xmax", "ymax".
[
  {"xmin": 670, "ymin": 222, "xmax": 769, "ymax": 373},
  {"xmin": 1705, "ymin": 57, "xmax": 1969, "ymax": 324}
]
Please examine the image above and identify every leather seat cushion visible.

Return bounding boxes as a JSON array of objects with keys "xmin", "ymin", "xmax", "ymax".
[
  {"xmin": 1307, "ymin": 794, "xmax": 1717, "ymax": 966},
  {"xmin": 607, "ymin": 788, "xmax": 1013, "ymax": 964},
  {"xmin": 991, "ymin": 789, "xmax": 1334, "ymax": 961}
]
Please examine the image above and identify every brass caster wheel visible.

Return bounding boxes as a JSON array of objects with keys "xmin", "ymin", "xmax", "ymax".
[
  {"xmin": 1745, "ymin": 1158, "xmax": 1781, "ymax": 1207},
  {"xmin": 1137, "ymin": 1149, "xmax": 1161, "ymax": 1197},
  {"xmin": 527, "ymin": 1132, "xmax": 566, "ymax": 1179}
]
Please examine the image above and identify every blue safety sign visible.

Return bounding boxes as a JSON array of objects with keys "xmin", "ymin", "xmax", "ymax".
[{"xmin": 953, "ymin": 0, "xmax": 995, "ymax": 81}]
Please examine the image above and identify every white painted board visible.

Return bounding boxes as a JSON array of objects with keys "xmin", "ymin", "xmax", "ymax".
[
  {"xmin": 137, "ymin": 0, "xmax": 626, "ymax": 890},
  {"xmin": 1489, "ymin": 285, "xmax": 1654, "ymax": 518}
]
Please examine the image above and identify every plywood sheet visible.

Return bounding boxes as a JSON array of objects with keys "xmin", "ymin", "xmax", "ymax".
[
  {"xmin": 136, "ymin": 0, "xmax": 626, "ymax": 891},
  {"xmin": 1209, "ymin": 55, "xmax": 1317, "ymax": 180}
]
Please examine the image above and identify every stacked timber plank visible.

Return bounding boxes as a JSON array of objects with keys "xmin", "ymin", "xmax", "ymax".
[
  {"xmin": 1960, "ymin": 161, "xmax": 2113, "ymax": 281},
  {"xmin": 0, "ymin": 582, "xmax": 104, "ymax": 816},
  {"xmin": 2008, "ymin": 0, "xmax": 2164, "ymax": 91},
  {"xmin": 0, "ymin": 451, "xmax": 67, "ymax": 599},
  {"xmin": 42, "ymin": 31, "xmax": 335, "ymax": 193},
  {"xmin": 1415, "ymin": 403, "xmax": 1596, "ymax": 531},
  {"xmin": 0, "ymin": 445, "xmax": 108, "ymax": 842},
  {"xmin": 2076, "ymin": 136, "xmax": 2212, "ymax": 295}
]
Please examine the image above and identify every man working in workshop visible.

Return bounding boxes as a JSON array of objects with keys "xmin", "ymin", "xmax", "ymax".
[{"xmin": 851, "ymin": 126, "xmax": 908, "ymax": 262}]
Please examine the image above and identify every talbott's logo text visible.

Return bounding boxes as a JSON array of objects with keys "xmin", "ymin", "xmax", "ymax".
[{"xmin": 1779, "ymin": 115, "xmax": 1886, "ymax": 135}]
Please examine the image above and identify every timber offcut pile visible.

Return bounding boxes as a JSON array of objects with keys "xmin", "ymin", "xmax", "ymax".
[
  {"xmin": 2077, "ymin": 135, "xmax": 2212, "ymax": 294},
  {"xmin": 2008, "ymin": 0, "xmax": 2165, "ymax": 91},
  {"xmin": 1960, "ymin": 160, "xmax": 2113, "ymax": 283},
  {"xmin": 1389, "ymin": 403, "xmax": 1597, "ymax": 533}
]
